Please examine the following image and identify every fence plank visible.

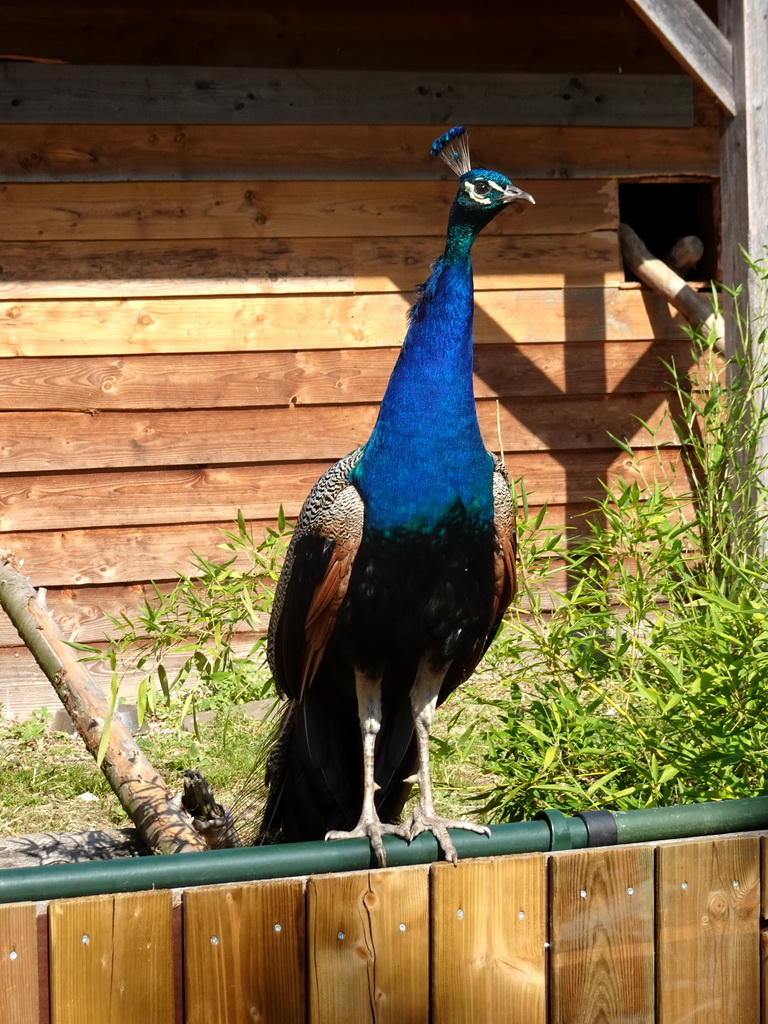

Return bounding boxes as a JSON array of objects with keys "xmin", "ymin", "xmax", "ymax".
[
  {"xmin": 550, "ymin": 846, "xmax": 655, "ymax": 1024},
  {"xmin": 0, "ymin": 232, "xmax": 622, "ymax": 300},
  {"xmin": 307, "ymin": 865, "xmax": 429, "ymax": 1024},
  {"xmin": 0, "ymin": 289, "xmax": 684, "ymax": 358},
  {"xmin": 0, "ymin": 179, "xmax": 610, "ymax": 242},
  {"xmin": 49, "ymin": 890, "xmax": 175, "ymax": 1024},
  {"xmin": 431, "ymin": 853, "xmax": 547, "ymax": 1024},
  {"xmin": 0, "ymin": 123, "xmax": 719, "ymax": 183},
  {"xmin": 183, "ymin": 879, "xmax": 304, "ymax": 1024},
  {"xmin": 0, "ymin": 65, "xmax": 693, "ymax": 127},
  {"xmin": 0, "ymin": 902, "xmax": 40, "ymax": 1024},
  {"xmin": 656, "ymin": 836, "xmax": 761, "ymax": 1024}
]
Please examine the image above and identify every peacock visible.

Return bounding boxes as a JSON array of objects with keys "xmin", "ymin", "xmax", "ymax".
[{"xmin": 259, "ymin": 127, "xmax": 534, "ymax": 865}]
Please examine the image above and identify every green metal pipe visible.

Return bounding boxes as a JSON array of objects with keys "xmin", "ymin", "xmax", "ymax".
[
  {"xmin": 612, "ymin": 794, "xmax": 768, "ymax": 845},
  {"xmin": 1, "ymin": 796, "xmax": 766, "ymax": 905},
  {"xmin": 0, "ymin": 820, "xmax": 558, "ymax": 904}
]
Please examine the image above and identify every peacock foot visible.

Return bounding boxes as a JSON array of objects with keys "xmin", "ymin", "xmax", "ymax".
[
  {"xmin": 405, "ymin": 805, "xmax": 491, "ymax": 866},
  {"xmin": 325, "ymin": 818, "xmax": 411, "ymax": 868}
]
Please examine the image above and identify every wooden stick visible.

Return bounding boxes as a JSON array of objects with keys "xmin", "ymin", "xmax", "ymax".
[
  {"xmin": 0, "ymin": 549, "xmax": 207, "ymax": 854},
  {"xmin": 619, "ymin": 222, "xmax": 724, "ymax": 353},
  {"xmin": 665, "ymin": 235, "xmax": 705, "ymax": 275}
]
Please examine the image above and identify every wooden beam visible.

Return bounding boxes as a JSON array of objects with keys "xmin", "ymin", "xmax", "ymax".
[
  {"xmin": 0, "ymin": 64, "xmax": 695, "ymax": 127},
  {"xmin": 624, "ymin": 0, "xmax": 735, "ymax": 114}
]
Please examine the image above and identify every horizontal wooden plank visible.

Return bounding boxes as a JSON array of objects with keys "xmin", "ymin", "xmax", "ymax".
[
  {"xmin": 0, "ymin": 508, "xmax": 585, "ymax": 646},
  {"xmin": 0, "ymin": 124, "xmax": 719, "ymax": 182},
  {"xmin": 0, "ymin": 462, "xmax": 326, "ymax": 529},
  {"xmin": 0, "ymin": 426, "xmax": 682, "ymax": 533},
  {"xmin": 0, "ymin": 634, "xmax": 263, "ymax": 722},
  {"xmin": 0, "ymin": 232, "xmax": 623, "ymax": 299},
  {"xmin": 0, "ymin": 288, "xmax": 686, "ymax": 357},
  {"xmin": 0, "ymin": 179, "xmax": 612, "ymax": 241},
  {"xmin": 0, "ymin": 65, "xmax": 694, "ymax": 126},
  {"xmin": 0, "ymin": 448, "xmax": 690, "ymax": 586},
  {"xmin": 0, "ymin": 580, "xmax": 268, "ymax": 648},
  {"xmin": 0, "ymin": 340, "xmax": 694, "ymax": 411},
  {"xmin": 0, "ymin": 393, "xmax": 678, "ymax": 478},
  {"xmin": 0, "ymin": 487, "xmax": 695, "ymax": 648},
  {"xmin": 0, "ymin": 505, "xmax": 582, "ymax": 649},
  {"xmin": 0, "ymin": 3, "xmax": 691, "ymax": 76}
]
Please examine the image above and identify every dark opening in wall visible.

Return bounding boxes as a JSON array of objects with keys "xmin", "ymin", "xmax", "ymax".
[{"xmin": 619, "ymin": 181, "xmax": 718, "ymax": 283}]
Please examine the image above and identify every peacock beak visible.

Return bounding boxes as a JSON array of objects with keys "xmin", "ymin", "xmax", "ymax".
[{"xmin": 503, "ymin": 185, "xmax": 535, "ymax": 205}]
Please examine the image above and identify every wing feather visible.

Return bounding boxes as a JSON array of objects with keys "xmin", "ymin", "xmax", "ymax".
[
  {"xmin": 490, "ymin": 454, "xmax": 517, "ymax": 632},
  {"xmin": 267, "ymin": 449, "xmax": 365, "ymax": 700}
]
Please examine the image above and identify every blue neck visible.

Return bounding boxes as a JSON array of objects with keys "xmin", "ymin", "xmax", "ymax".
[{"xmin": 352, "ymin": 220, "xmax": 493, "ymax": 532}]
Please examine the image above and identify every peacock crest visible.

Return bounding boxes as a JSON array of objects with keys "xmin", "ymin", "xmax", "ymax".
[{"xmin": 429, "ymin": 125, "xmax": 472, "ymax": 176}]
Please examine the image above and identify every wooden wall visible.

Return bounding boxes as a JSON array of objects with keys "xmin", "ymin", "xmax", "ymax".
[
  {"xmin": 0, "ymin": 1, "xmax": 721, "ymax": 718},
  {"xmin": 0, "ymin": 832, "xmax": 763, "ymax": 1023}
]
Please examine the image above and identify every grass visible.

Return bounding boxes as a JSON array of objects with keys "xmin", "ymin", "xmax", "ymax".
[{"xmin": 0, "ymin": 705, "xmax": 273, "ymax": 840}]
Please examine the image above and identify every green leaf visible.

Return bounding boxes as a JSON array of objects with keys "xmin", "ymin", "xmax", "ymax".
[{"xmin": 542, "ymin": 745, "xmax": 558, "ymax": 771}]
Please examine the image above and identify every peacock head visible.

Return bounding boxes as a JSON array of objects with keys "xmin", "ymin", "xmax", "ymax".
[
  {"xmin": 455, "ymin": 168, "xmax": 535, "ymax": 214},
  {"xmin": 430, "ymin": 126, "xmax": 534, "ymax": 230}
]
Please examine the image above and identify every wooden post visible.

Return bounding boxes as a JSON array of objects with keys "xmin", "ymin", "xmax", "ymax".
[
  {"xmin": 719, "ymin": 0, "xmax": 768, "ymax": 539},
  {"xmin": 718, "ymin": 0, "xmax": 768, "ymax": 315}
]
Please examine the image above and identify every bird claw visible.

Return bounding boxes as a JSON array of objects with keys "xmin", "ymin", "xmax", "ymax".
[
  {"xmin": 325, "ymin": 819, "xmax": 410, "ymax": 868},
  {"xmin": 405, "ymin": 808, "xmax": 491, "ymax": 866}
]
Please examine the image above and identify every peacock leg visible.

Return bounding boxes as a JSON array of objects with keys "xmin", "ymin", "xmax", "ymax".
[
  {"xmin": 324, "ymin": 666, "xmax": 410, "ymax": 867},
  {"xmin": 404, "ymin": 658, "xmax": 491, "ymax": 865}
]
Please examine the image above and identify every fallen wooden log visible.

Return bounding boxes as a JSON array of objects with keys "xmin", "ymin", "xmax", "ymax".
[
  {"xmin": 0, "ymin": 550, "xmax": 207, "ymax": 855},
  {"xmin": 0, "ymin": 829, "xmax": 148, "ymax": 870}
]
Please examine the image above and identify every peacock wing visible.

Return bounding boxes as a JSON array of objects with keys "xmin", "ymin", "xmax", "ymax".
[
  {"xmin": 267, "ymin": 449, "xmax": 365, "ymax": 701},
  {"xmin": 490, "ymin": 454, "xmax": 517, "ymax": 635}
]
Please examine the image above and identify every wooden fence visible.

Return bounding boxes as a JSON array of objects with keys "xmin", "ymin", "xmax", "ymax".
[{"xmin": 1, "ymin": 832, "xmax": 765, "ymax": 1023}]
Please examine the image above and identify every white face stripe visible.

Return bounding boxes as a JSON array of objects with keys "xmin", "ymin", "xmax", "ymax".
[
  {"xmin": 463, "ymin": 180, "xmax": 492, "ymax": 205},
  {"xmin": 487, "ymin": 179, "xmax": 506, "ymax": 193}
]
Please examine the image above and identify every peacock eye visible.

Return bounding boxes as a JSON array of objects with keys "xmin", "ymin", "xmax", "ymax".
[{"xmin": 473, "ymin": 180, "xmax": 490, "ymax": 196}]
